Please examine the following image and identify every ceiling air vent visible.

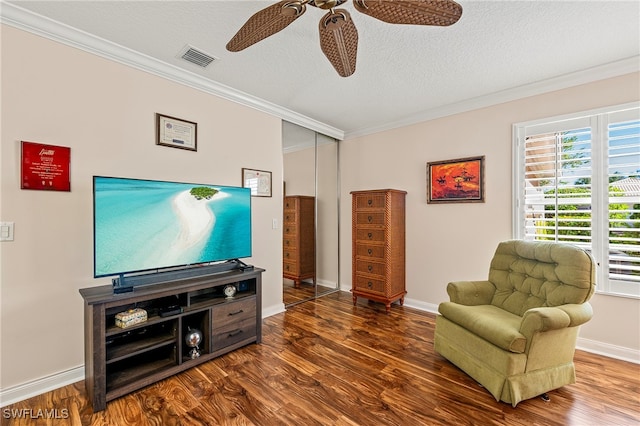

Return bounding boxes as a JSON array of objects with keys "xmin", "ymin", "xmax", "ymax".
[{"xmin": 178, "ymin": 45, "xmax": 217, "ymax": 68}]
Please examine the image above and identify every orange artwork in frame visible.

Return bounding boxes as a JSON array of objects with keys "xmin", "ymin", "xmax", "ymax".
[{"xmin": 427, "ymin": 156, "xmax": 485, "ymax": 203}]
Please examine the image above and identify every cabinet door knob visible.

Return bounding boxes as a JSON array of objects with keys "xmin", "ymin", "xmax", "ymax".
[
  {"xmin": 368, "ymin": 265, "xmax": 373, "ymax": 272},
  {"xmin": 367, "ymin": 249, "xmax": 372, "ymax": 255},
  {"xmin": 367, "ymin": 199, "xmax": 372, "ymax": 205},
  {"xmin": 367, "ymin": 281, "xmax": 373, "ymax": 288},
  {"xmin": 367, "ymin": 232, "xmax": 372, "ymax": 239},
  {"xmin": 367, "ymin": 215, "xmax": 372, "ymax": 222}
]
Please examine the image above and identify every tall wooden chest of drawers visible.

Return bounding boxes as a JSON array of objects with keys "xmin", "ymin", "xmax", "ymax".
[
  {"xmin": 351, "ymin": 189, "xmax": 406, "ymax": 312},
  {"xmin": 283, "ymin": 196, "xmax": 315, "ymax": 288}
]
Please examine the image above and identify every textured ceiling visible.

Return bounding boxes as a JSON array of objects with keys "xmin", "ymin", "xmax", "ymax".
[{"xmin": 3, "ymin": 1, "xmax": 640, "ymax": 139}]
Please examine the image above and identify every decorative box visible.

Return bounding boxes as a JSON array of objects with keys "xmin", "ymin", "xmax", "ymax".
[{"xmin": 115, "ymin": 308, "xmax": 147, "ymax": 328}]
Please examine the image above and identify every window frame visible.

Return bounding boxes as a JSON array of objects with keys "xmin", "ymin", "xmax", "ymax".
[{"xmin": 513, "ymin": 101, "xmax": 640, "ymax": 299}]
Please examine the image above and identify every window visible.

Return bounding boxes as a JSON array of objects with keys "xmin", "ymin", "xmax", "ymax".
[{"xmin": 514, "ymin": 102, "xmax": 640, "ymax": 298}]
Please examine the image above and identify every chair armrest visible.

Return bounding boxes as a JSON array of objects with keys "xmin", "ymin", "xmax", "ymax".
[
  {"xmin": 520, "ymin": 307, "xmax": 571, "ymax": 339},
  {"xmin": 557, "ymin": 302, "xmax": 593, "ymax": 327},
  {"xmin": 446, "ymin": 280, "xmax": 495, "ymax": 305}
]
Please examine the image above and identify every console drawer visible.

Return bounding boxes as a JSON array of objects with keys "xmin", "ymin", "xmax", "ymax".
[
  {"xmin": 212, "ymin": 317, "xmax": 256, "ymax": 350},
  {"xmin": 212, "ymin": 297, "xmax": 256, "ymax": 330}
]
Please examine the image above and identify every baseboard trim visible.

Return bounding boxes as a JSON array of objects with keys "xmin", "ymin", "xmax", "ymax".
[
  {"xmin": 262, "ymin": 302, "xmax": 286, "ymax": 319},
  {"xmin": 575, "ymin": 337, "xmax": 640, "ymax": 364},
  {"xmin": 0, "ymin": 366, "xmax": 84, "ymax": 408}
]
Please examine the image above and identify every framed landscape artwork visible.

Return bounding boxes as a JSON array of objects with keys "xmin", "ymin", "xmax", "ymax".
[{"xmin": 427, "ymin": 156, "xmax": 485, "ymax": 204}]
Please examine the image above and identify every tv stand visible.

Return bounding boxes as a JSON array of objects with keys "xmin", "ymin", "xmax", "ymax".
[{"xmin": 80, "ymin": 267, "xmax": 263, "ymax": 412}]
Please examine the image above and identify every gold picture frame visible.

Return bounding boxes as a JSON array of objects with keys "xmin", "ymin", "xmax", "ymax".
[{"xmin": 427, "ymin": 156, "xmax": 485, "ymax": 203}]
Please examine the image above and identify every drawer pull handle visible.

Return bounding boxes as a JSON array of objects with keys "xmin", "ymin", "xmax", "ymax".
[
  {"xmin": 285, "ymin": 253, "xmax": 289, "ymax": 258},
  {"xmin": 228, "ymin": 330, "xmax": 243, "ymax": 337},
  {"xmin": 367, "ymin": 199, "xmax": 372, "ymax": 205},
  {"xmin": 367, "ymin": 281, "xmax": 373, "ymax": 288},
  {"xmin": 286, "ymin": 228, "xmax": 289, "ymax": 233},
  {"xmin": 368, "ymin": 265, "xmax": 373, "ymax": 272},
  {"xmin": 368, "ymin": 249, "xmax": 372, "ymax": 255},
  {"xmin": 367, "ymin": 232, "xmax": 372, "ymax": 239},
  {"xmin": 367, "ymin": 215, "xmax": 372, "ymax": 222},
  {"xmin": 228, "ymin": 309, "xmax": 244, "ymax": 316},
  {"xmin": 285, "ymin": 265, "xmax": 290, "ymax": 270}
]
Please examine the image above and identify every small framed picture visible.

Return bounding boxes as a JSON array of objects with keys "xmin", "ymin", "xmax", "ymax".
[
  {"xmin": 427, "ymin": 156, "xmax": 485, "ymax": 203},
  {"xmin": 156, "ymin": 113, "xmax": 197, "ymax": 151},
  {"xmin": 242, "ymin": 168, "xmax": 272, "ymax": 197}
]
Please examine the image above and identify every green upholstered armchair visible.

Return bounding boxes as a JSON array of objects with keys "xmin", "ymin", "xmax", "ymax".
[{"xmin": 434, "ymin": 240, "xmax": 596, "ymax": 407}]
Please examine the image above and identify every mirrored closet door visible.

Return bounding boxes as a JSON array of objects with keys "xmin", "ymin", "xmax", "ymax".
[{"xmin": 282, "ymin": 121, "xmax": 340, "ymax": 307}]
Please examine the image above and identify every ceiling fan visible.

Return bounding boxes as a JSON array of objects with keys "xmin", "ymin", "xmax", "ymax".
[{"xmin": 226, "ymin": 0, "xmax": 463, "ymax": 77}]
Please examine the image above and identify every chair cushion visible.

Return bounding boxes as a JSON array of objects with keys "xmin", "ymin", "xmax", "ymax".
[
  {"xmin": 438, "ymin": 302, "xmax": 526, "ymax": 353},
  {"xmin": 488, "ymin": 240, "xmax": 596, "ymax": 316}
]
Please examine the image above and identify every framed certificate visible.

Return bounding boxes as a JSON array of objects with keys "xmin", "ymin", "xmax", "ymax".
[
  {"xmin": 21, "ymin": 141, "xmax": 71, "ymax": 191},
  {"xmin": 242, "ymin": 168, "xmax": 272, "ymax": 197},
  {"xmin": 156, "ymin": 113, "xmax": 197, "ymax": 151}
]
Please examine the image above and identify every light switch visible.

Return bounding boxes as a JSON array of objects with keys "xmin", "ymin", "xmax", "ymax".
[
  {"xmin": 0, "ymin": 222, "xmax": 14, "ymax": 241},
  {"xmin": 272, "ymin": 218, "xmax": 278, "ymax": 229}
]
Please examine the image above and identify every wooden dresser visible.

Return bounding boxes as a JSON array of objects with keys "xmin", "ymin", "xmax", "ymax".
[
  {"xmin": 283, "ymin": 196, "xmax": 315, "ymax": 288},
  {"xmin": 351, "ymin": 189, "xmax": 406, "ymax": 312}
]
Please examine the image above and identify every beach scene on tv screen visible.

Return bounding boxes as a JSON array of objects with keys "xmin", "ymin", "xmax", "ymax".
[{"xmin": 94, "ymin": 177, "xmax": 251, "ymax": 277}]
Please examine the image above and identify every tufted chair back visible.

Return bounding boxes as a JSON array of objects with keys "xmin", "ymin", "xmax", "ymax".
[{"xmin": 488, "ymin": 240, "xmax": 596, "ymax": 317}]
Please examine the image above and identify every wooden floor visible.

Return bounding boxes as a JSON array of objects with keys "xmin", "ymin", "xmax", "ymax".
[
  {"xmin": 282, "ymin": 279, "xmax": 336, "ymax": 306},
  {"xmin": 4, "ymin": 291, "xmax": 640, "ymax": 425}
]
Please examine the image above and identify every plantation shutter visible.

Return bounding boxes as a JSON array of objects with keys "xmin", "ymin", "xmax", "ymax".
[
  {"xmin": 521, "ymin": 117, "xmax": 594, "ymax": 249},
  {"xmin": 607, "ymin": 110, "xmax": 640, "ymax": 286},
  {"xmin": 515, "ymin": 104, "xmax": 640, "ymax": 297}
]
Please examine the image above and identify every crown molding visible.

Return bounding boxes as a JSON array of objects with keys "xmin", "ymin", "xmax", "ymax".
[
  {"xmin": 2, "ymin": 2, "xmax": 637, "ymax": 143},
  {"xmin": 343, "ymin": 56, "xmax": 640, "ymax": 140},
  {"xmin": 0, "ymin": 2, "xmax": 345, "ymax": 140}
]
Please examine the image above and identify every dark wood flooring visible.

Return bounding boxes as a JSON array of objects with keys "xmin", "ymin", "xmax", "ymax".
[{"xmin": 3, "ymin": 291, "xmax": 639, "ymax": 425}]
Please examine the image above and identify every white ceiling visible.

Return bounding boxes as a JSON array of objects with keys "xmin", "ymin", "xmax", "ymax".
[{"xmin": 2, "ymin": 1, "xmax": 639, "ymax": 140}]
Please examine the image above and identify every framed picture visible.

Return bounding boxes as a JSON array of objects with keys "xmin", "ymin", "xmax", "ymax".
[
  {"xmin": 427, "ymin": 156, "xmax": 485, "ymax": 203},
  {"xmin": 242, "ymin": 168, "xmax": 272, "ymax": 197},
  {"xmin": 156, "ymin": 113, "xmax": 197, "ymax": 151},
  {"xmin": 21, "ymin": 141, "xmax": 71, "ymax": 191}
]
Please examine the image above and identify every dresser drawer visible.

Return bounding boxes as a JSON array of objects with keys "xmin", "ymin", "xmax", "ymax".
[
  {"xmin": 354, "ymin": 275, "xmax": 385, "ymax": 295},
  {"xmin": 283, "ymin": 249, "xmax": 298, "ymax": 262},
  {"xmin": 355, "ymin": 212, "xmax": 385, "ymax": 226},
  {"xmin": 283, "ymin": 212, "xmax": 297, "ymax": 223},
  {"xmin": 283, "ymin": 236, "xmax": 298, "ymax": 249},
  {"xmin": 283, "ymin": 197, "xmax": 299, "ymax": 210},
  {"xmin": 354, "ymin": 193, "xmax": 386, "ymax": 209},
  {"xmin": 212, "ymin": 297, "xmax": 256, "ymax": 330},
  {"xmin": 212, "ymin": 317, "xmax": 256, "ymax": 350},
  {"xmin": 355, "ymin": 259, "xmax": 385, "ymax": 276},
  {"xmin": 283, "ymin": 224, "xmax": 298, "ymax": 236},
  {"xmin": 283, "ymin": 261, "xmax": 298, "ymax": 275},
  {"xmin": 355, "ymin": 243, "xmax": 385, "ymax": 259},
  {"xmin": 355, "ymin": 229, "xmax": 385, "ymax": 243}
]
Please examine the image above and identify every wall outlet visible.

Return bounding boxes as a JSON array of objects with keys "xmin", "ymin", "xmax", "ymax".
[{"xmin": 0, "ymin": 222, "xmax": 15, "ymax": 241}]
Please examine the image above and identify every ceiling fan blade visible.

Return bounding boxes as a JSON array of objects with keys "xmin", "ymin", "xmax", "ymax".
[
  {"xmin": 353, "ymin": 0, "xmax": 462, "ymax": 26},
  {"xmin": 226, "ymin": 1, "xmax": 306, "ymax": 52},
  {"xmin": 319, "ymin": 9, "xmax": 358, "ymax": 77}
]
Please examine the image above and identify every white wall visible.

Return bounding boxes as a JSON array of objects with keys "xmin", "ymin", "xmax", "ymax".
[
  {"xmin": 340, "ymin": 72, "xmax": 640, "ymax": 361},
  {"xmin": 0, "ymin": 25, "xmax": 283, "ymax": 391}
]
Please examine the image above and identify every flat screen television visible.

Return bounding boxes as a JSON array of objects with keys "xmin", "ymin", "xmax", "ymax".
[{"xmin": 93, "ymin": 176, "xmax": 252, "ymax": 283}]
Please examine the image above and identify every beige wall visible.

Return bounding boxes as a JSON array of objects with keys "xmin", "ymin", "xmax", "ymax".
[
  {"xmin": 0, "ymin": 26, "xmax": 283, "ymax": 389},
  {"xmin": 340, "ymin": 72, "xmax": 640, "ymax": 358}
]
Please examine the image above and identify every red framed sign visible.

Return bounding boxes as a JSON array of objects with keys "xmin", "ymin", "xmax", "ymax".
[{"xmin": 21, "ymin": 141, "xmax": 71, "ymax": 191}]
